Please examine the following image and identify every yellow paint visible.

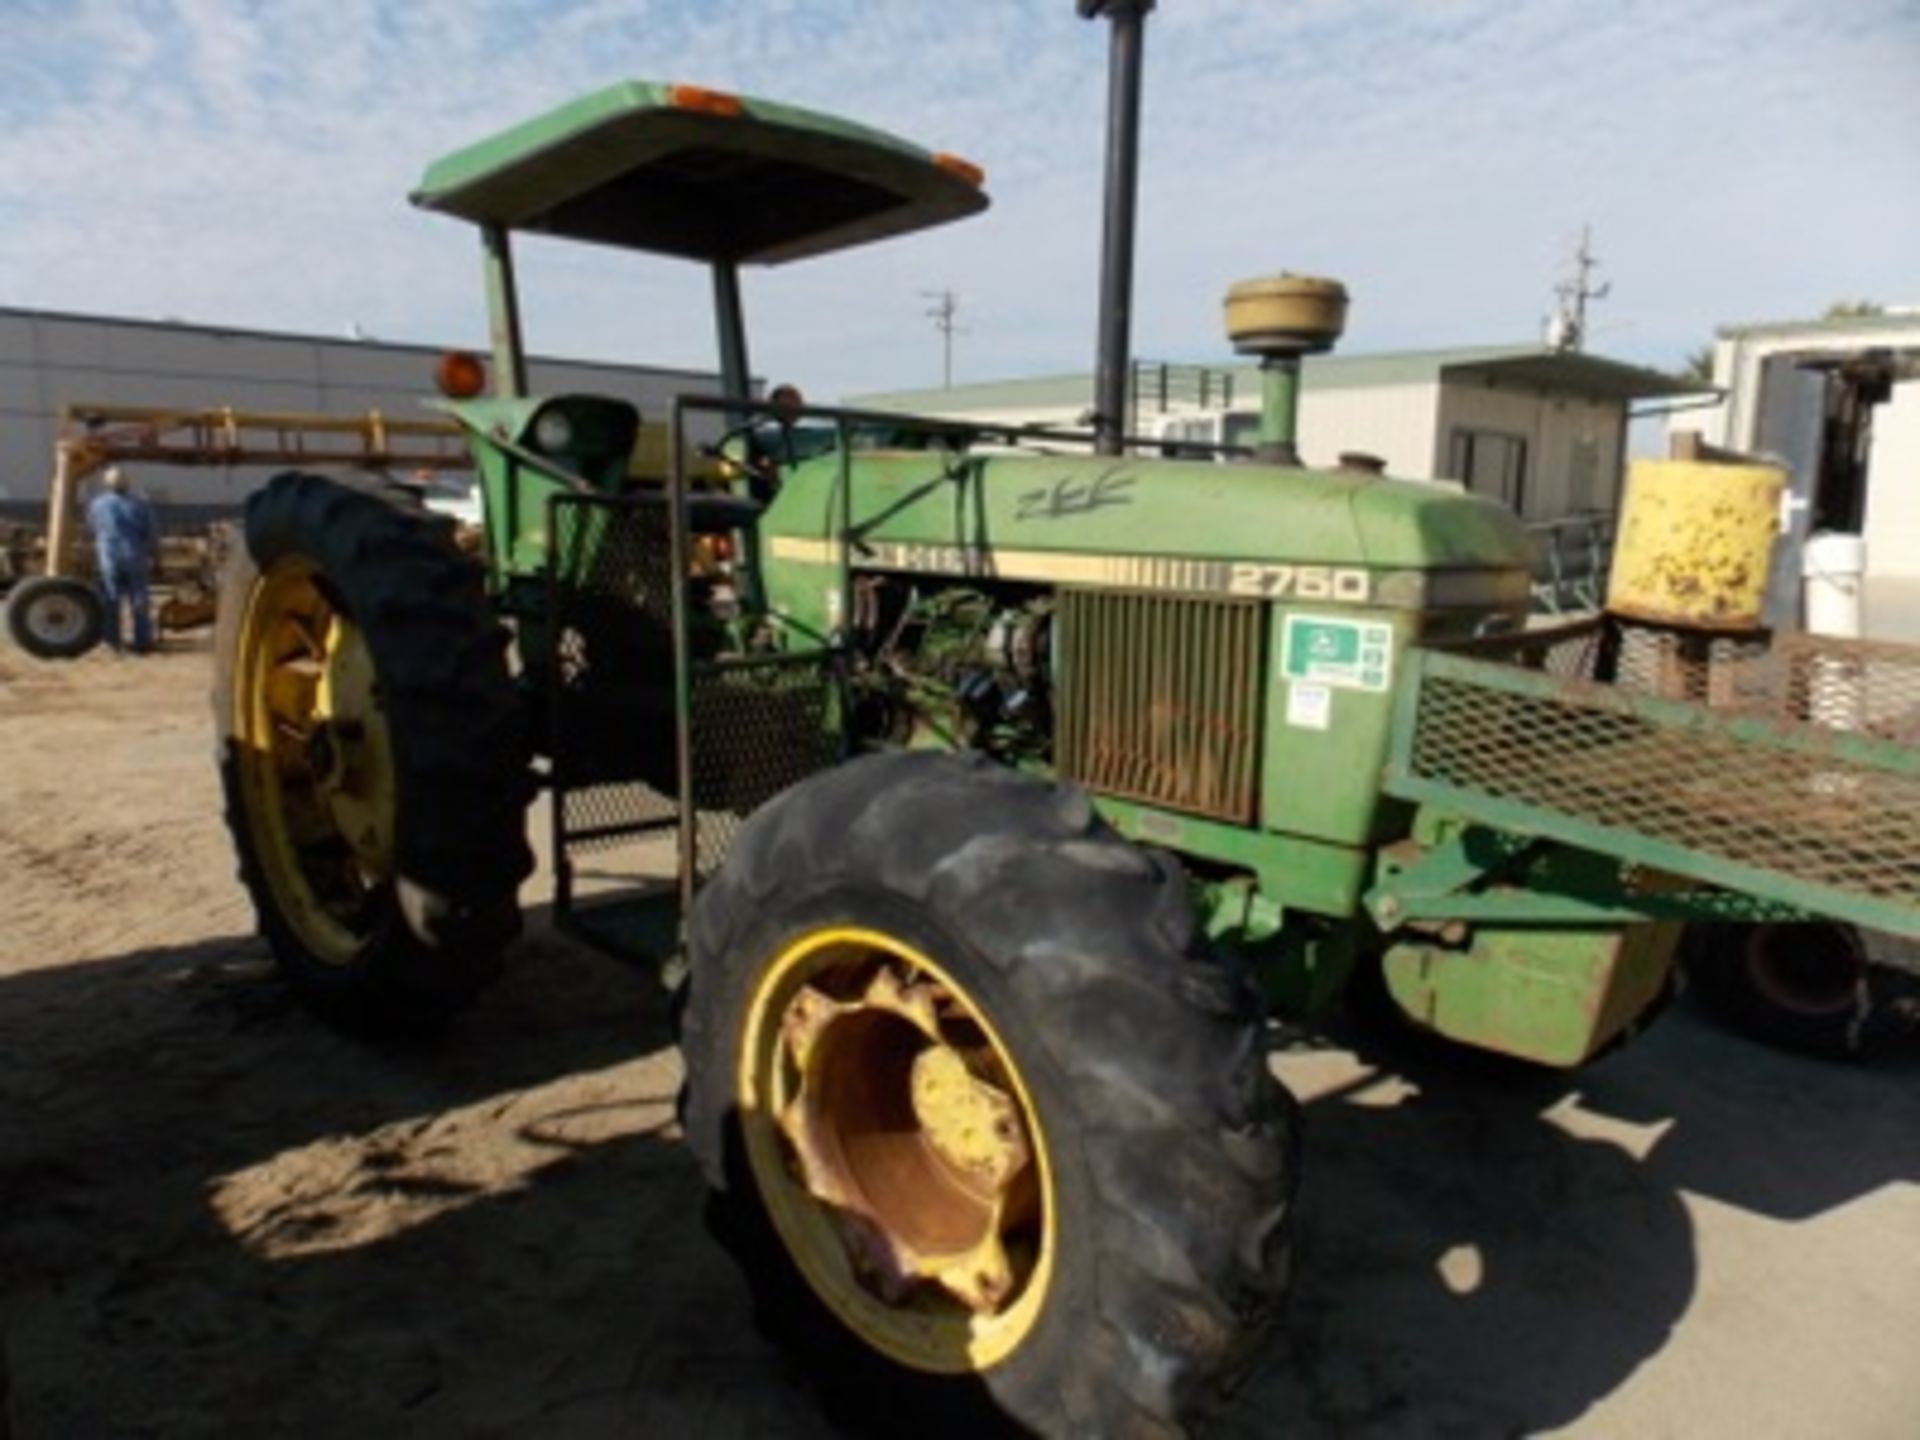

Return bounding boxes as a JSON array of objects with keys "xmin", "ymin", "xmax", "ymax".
[
  {"xmin": 736, "ymin": 925, "xmax": 1056, "ymax": 1374},
  {"xmin": 1222, "ymin": 272, "xmax": 1349, "ymax": 349},
  {"xmin": 909, "ymin": 1045, "xmax": 1028, "ymax": 1187},
  {"xmin": 626, "ymin": 420, "xmax": 729, "ymax": 483},
  {"xmin": 231, "ymin": 557, "xmax": 397, "ymax": 966},
  {"xmin": 1607, "ymin": 458, "xmax": 1784, "ymax": 631}
]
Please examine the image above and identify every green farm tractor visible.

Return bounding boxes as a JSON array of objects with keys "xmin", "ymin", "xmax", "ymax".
[{"xmin": 213, "ymin": 5, "xmax": 1920, "ymax": 1434}]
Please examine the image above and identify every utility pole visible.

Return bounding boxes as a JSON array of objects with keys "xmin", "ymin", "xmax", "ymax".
[
  {"xmin": 1547, "ymin": 223, "xmax": 1610, "ymax": 352},
  {"xmin": 921, "ymin": 287, "xmax": 962, "ymax": 388}
]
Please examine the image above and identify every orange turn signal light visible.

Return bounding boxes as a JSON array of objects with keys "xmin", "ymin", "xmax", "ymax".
[
  {"xmin": 933, "ymin": 152, "xmax": 985, "ymax": 188},
  {"xmin": 434, "ymin": 349, "xmax": 488, "ymax": 400},
  {"xmin": 669, "ymin": 84, "xmax": 744, "ymax": 117}
]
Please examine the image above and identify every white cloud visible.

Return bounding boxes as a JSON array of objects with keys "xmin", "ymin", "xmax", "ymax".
[{"xmin": 0, "ymin": 0, "xmax": 1913, "ymax": 401}]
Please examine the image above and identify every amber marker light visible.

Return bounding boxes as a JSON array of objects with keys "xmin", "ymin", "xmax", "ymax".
[
  {"xmin": 932, "ymin": 152, "xmax": 986, "ymax": 187},
  {"xmin": 434, "ymin": 350, "xmax": 487, "ymax": 399},
  {"xmin": 669, "ymin": 84, "xmax": 745, "ymax": 117}
]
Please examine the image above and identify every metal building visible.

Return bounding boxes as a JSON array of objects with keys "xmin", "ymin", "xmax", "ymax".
[
  {"xmin": 0, "ymin": 306, "xmax": 728, "ymax": 510},
  {"xmin": 854, "ymin": 345, "xmax": 1692, "ymax": 525}
]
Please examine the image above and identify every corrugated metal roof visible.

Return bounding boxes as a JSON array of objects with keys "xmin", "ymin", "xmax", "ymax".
[
  {"xmin": 853, "ymin": 343, "xmax": 1693, "ymax": 412},
  {"xmin": 1443, "ymin": 350, "xmax": 1699, "ymax": 401}
]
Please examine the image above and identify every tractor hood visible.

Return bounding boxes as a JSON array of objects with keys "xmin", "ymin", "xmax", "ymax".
[{"xmin": 761, "ymin": 450, "xmax": 1535, "ymax": 612}]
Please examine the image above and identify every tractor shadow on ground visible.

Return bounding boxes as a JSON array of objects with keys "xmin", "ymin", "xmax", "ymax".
[
  {"xmin": 0, "ymin": 908, "xmax": 1005, "ymax": 1437},
  {"xmin": 1, "ymin": 908, "xmax": 766, "ymax": 1435},
  {"xmin": 1221, "ymin": 1001, "xmax": 1920, "ymax": 1438},
  {"xmin": 5, "ymin": 918, "xmax": 1917, "ymax": 1438}
]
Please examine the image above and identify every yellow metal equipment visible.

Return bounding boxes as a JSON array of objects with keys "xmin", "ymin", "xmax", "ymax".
[
  {"xmin": 40, "ymin": 403, "xmax": 470, "ymax": 579},
  {"xmin": 1607, "ymin": 457, "xmax": 1785, "ymax": 631}
]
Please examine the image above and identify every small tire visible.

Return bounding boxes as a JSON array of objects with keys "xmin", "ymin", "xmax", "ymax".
[
  {"xmin": 1682, "ymin": 921, "xmax": 1884, "ymax": 1059},
  {"xmin": 680, "ymin": 750, "xmax": 1299, "ymax": 1438},
  {"xmin": 5, "ymin": 575, "xmax": 105, "ymax": 659},
  {"xmin": 214, "ymin": 471, "xmax": 534, "ymax": 1034}
]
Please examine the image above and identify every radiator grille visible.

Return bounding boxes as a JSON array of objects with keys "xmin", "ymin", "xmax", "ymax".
[{"xmin": 1055, "ymin": 589, "xmax": 1265, "ymax": 822}]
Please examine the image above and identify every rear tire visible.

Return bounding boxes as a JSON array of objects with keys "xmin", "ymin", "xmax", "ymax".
[
  {"xmin": 214, "ymin": 471, "xmax": 534, "ymax": 1034},
  {"xmin": 681, "ymin": 750, "xmax": 1299, "ymax": 1438},
  {"xmin": 5, "ymin": 575, "xmax": 104, "ymax": 659}
]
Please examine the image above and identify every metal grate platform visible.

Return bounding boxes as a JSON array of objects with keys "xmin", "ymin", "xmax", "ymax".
[
  {"xmin": 549, "ymin": 496, "xmax": 681, "ymax": 853},
  {"xmin": 1387, "ymin": 619, "xmax": 1920, "ymax": 936},
  {"xmin": 546, "ymin": 493, "xmax": 686, "ymax": 957},
  {"xmin": 686, "ymin": 654, "xmax": 842, "ymax": 883}
]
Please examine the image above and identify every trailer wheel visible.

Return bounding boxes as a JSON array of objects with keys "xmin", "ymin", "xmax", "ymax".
[
  {"xmin": 214, "ymin": 472, "xmax": 534, "ymax": 1034},
  {"xmin": 680, "ymin": 751, "xmax": 1298, "ymax": 1438},
  {"xmin": 1683, "ymin": 921, "xmax": 1879, "ymax": 1059},
  {"xmin": 5, "ymin": 575, "xmax": 105, "ymax": 659}
]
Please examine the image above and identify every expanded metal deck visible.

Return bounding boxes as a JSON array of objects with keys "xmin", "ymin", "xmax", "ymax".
[
  {"xmin": 546, "ymin": 487, "xmax": 843, "ymax": 958},
  {"xmin": 1385, "ymin": 619, "xmax": 1920, "ymax": 937}
]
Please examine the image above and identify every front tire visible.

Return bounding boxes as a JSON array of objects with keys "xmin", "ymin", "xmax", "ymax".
[
  {"xmin": 681, "ymin": 751, "xmax": 1299, "ymax": 1438},
  {"xmin": 214, "ymin": 472, "xmax": 534, "ymax": 1034},
  {"xmin": 1682, "ymin": 921, "xmax": 1877, "ymax": 1058}
]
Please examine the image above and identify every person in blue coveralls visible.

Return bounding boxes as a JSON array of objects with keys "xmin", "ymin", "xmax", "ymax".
[{"xmin": 86, "ymin": 466, "xmax": 159, "ymax": 654}]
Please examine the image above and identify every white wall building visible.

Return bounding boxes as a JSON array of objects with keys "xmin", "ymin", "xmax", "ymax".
[{"xmin": 1671, "ymin": 311, "xmax": 1920, "ymax": 640}]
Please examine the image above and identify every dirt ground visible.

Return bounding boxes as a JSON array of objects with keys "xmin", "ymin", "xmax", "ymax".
[{"xmin": 2, "ymin": 637, "xmax": 1917, "ymax": 1438}]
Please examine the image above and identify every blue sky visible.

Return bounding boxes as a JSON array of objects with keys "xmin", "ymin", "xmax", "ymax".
[{"xmin": 0, "ymin": 0, "xmax": 1914, "ymax": 400}]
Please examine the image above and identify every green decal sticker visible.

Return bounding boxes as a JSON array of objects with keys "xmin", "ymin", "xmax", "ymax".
[{"xmin": 1283, "ymin": 614, "xmax": 1394, "ymax": 692}]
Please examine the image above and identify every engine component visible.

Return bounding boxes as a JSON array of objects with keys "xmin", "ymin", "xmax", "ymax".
[{"xmin": 852, "ymin": 582, "xmax": 1052, "ymax": 760}]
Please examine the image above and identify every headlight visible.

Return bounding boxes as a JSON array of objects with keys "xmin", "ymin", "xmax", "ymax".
[{"xmin": 533, "ymin": 409, "xmax": 575, "ymax": 453}]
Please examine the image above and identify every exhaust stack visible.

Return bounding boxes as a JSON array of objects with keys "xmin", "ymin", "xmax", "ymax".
[
  {"xmin": 1223, "ymin": 273, "xmax": 1348, "ymax": 466},
  {"xmin": 1080, "ymin": 0, "xmax": 1153, "ymax": 456}
]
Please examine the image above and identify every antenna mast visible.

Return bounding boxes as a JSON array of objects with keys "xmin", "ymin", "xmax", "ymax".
[
  {"xmin": 921, "ymin": 288, "xmax": 963, "ymax": 388},
  {"xmin": 1548, "ymin": 224, "xmax": 1610, "ymax": 352}
]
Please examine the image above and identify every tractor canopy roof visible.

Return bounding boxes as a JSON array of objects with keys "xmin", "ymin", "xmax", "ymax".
[{"xmin": 411, "ymin": 80, "xmax": 989, "ymax": 265}]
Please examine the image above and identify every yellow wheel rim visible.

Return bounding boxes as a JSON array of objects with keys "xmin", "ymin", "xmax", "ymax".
[
  {"xmin": 231, "ymin": 557, "xmax": 397, "ymax": 966},
  {"xmin": 737, "ymin": 926, "xmax": 1057, "ymax": 1374}
]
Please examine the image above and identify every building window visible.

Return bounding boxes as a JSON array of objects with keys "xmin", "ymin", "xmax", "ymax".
[
  {"xmin": 1447, "ymin": 428, "xmax": 1529, "ymax": 512},
  {"xmin": 1568, "ymin": 433, "xmax": 1602, "ymax": 512}
]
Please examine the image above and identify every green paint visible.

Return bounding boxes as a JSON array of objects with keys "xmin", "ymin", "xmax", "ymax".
[
  {"xmin": 1095, "ymin": 796, "xmax": 1374, "ymax": 918},
  {"xmin": 480, "ymin": 224, "xmax": 527, "ymax": 398},
  {"xmin": 1281, "ymin": 614, "xmax": 1394, "ymax": 691},
  {"xmin": 1383, "ymin": 648, "xmax": 1920, "ymax": 939},
  {"xmin": 1256, "ymin": 358, "xmax": 1302, "ymax": 455},
  {"xmin": 1368, "ymin": 818, "xmax": 1812, "ymax": 927},
  {"xmin": 412, "ymin": 79, "xmax": 986, "ymax": 266},
  {"xmin": 759, "ymin": 448, "xmax": 1535, "ymax": 580},
  {"xmin": 1381, "ymin": 919, "xmax": 1680, "ymax": 1068},
  {"xmin": 1259, "ymin": 604, "xmax": 1419, "ymax": 849},
  {"xmin": 436, "ymin": 394, "xmax": 641, "ymax": 594},
  {"xmin": 414, "ymin": 75, "xmax": 1920, "ymax": 1080},
  {"xmin": 1194, "ymin": 877, "xmax": 1361, "ymax": 1021}
]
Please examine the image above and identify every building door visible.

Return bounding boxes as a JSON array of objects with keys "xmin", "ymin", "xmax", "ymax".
[{"xmin": 1447, "ymin": 427, "xmax": 1529, "ymax": 512}]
